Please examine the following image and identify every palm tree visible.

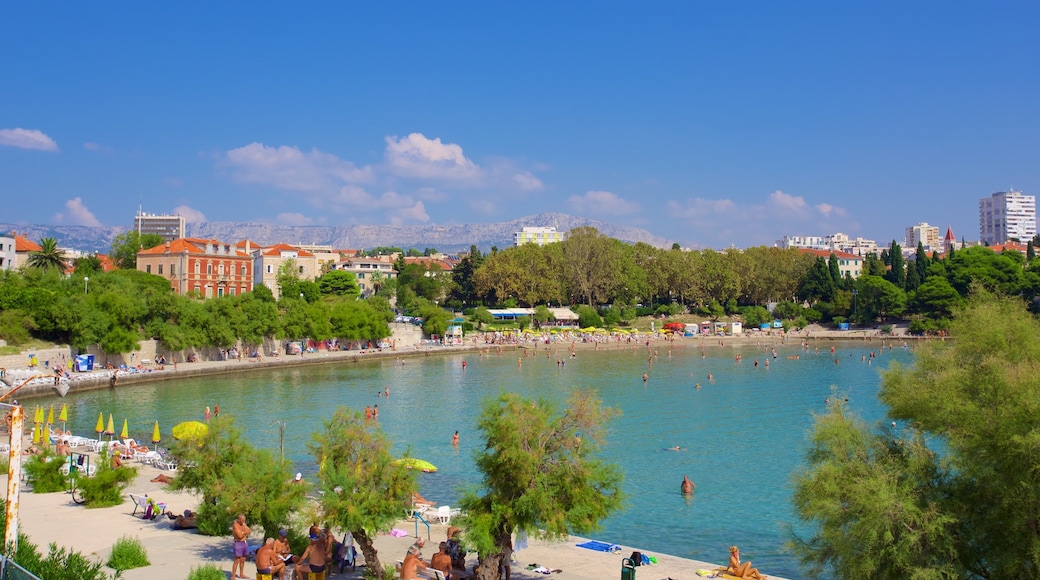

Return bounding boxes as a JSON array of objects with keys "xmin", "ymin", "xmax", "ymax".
[{"xmin": 26, "ymin": 237, "xmax": 67, "ymax": 273}]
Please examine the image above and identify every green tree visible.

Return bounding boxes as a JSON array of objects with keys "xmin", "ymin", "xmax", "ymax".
[
  {"xmin": 911, "ymin": 275, "xmax": 961, "ymax": 320},
  {"xmin": 72, "ymin": 253, "xmax": 103, "ymax": 276},
  {"xmin": 884, "ymin": 241, "xmax": 906, "ymax": 289},
  {"xmin": 915, "ymin": 241, "xmax": 930, "ymax": 284},
  {"xmin": 794, "ymin": 292, "xmax": 1040, "ymax": 577},
  {"xmin": 317, "ymin": 270, "xmax": 361, "ymax": 297},
  {"xmin": 26, "ymin": 237, "xmax": 67, "ymax": 273},
  {"xmin": 169, "ymin": 416, "xmax": 306, "ymax": 538},
  {"xmin": 797, "ymin": 257, "xmax": 835, "ymax": 305},
  {"xmin": 827, "ymin": 253, "xmax": 842, "ymax": 288},
  {"xmin": 109, "ymin": 231, "xmax": 165, "ymax": 270},
  {"xmin": 310, "ymin": 408, "xmax": 417, "ymax": 575},
  {"xmin": 459, "ymin": 391, "xmax": 624, "ymax": 580}
]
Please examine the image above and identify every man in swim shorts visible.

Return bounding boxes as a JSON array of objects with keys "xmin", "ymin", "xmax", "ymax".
[
  {"xmin": 232, "ymin": 513, "xmax": 251, "ymax": 579},
  {"xmin": 255, "ymin": 538, "xmax": 286, "ymax": 579}
]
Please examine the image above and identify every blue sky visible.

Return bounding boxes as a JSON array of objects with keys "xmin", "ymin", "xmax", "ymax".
[{"xmin": 2, "ymin": 2, "xmax": 1038, "ymax": 249}]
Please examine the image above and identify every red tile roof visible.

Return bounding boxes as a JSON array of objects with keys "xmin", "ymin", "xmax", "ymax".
[
  {"xmin": 12, "ymin": 234, "xmax": 42, "ymax": 252},
  {"xmin": 260, "ymin": 243, "xmax": 315, "ymax": 257},
  {"xmin": 798, "ymin": 248, "xmax": 862, "ymax": 260},
  {"xmin": 138, "ymin": 238, "xmax": 251, "ymax": 257}
]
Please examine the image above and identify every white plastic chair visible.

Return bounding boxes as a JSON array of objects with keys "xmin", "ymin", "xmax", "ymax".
[{"xmin": 434, "ymin": 506, "xmax": 451, "ymax": 524}]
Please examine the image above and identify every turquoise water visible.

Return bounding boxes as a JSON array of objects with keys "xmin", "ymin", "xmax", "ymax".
[{"xmin": 31, "ymin": 341, "xmax": 912, "ymax": 578}]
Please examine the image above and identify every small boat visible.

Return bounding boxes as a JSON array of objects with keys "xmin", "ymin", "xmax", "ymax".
[{"xmin": 395, "ymin": 458, "xmax": 438, "ymax": 473}]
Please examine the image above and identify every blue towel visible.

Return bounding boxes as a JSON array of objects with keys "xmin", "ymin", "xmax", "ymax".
[{"xmin": 576, "ymin": 540, "xmax": 621, "ymax": 553}]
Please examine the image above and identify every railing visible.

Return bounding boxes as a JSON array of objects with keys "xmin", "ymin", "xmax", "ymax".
[
  {"xmin": 0, "ymin": 555, "xmax": 44, "ymax": 580},
  {"xmin": 413, "ymin": 511, "xmax": 431, "ymax": 541}
]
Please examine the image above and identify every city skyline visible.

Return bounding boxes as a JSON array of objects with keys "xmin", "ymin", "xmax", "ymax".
[{"xmin": 1, "ymin": 3, "xmax": 1037, "ymax": 249}]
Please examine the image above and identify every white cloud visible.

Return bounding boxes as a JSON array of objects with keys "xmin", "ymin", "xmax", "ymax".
[
  {"xmin": 53, "ymin": 197, "xmax": 101, "ymax": 226},
  {"xmin": 173, "ymin": 205, "xmax": 207, "ymax": 224},
  {"xmin": 223, "ymin": 143, "xmax": 373, "ymax": 191},
  {"xmin": 0, "ymin": 128, "xmax": 58, "ymax": 152},
  {"xmin": 384, "ymin": 133, "xmax": 479, "ymax": 181},
  {"xmin": 387, "ymin": 202, "xmax": 430, "ymax": 225},
  {"xmin": 276, "ymin": 212, "xmax": 313, "ymax": 226},
  {"xmin": 568, "ymin": 190, "xmax": 641, "ymax": 216},
  {"xmin": 767, "ymin": 190, "xmax": 810, "ymax": 214},
  {"xmin": 512, "ymin": 171, "xmax": 544, "ymax": 191},
  {"xmin": 815, "ymin": 202, "xmax": 848, "ymax": 218}
]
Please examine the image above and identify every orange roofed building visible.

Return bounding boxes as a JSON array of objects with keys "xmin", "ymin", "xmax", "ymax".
[
  {"xmin": 798, "ymin": 248, "xmax": 864, "ymax": 279},
  {"xmin": 137, "ymin": 238, "xmax": 254, "ymax": 298}
]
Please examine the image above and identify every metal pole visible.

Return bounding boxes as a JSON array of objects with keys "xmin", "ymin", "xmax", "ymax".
[{"xmin": 5, "ymin": 405, "xmax": 24, "ymax": 555}]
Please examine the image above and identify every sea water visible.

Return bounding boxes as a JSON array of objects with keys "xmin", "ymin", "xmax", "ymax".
[{"xmin": 33, "ymin": 340, "xmax": 913, "ymax": 578}]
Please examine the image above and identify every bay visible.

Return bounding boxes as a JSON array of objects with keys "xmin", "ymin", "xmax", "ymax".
[{"xmin": 31, "ymin": 340, "xmax": 913, "ymax": 579}]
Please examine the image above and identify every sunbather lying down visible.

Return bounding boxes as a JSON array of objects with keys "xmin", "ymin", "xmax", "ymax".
[
  {"xmin": 151, "ymin": 474, "xmax": 175, "ymax": 484},
  {"xmin": 171, "ymin": 510, "xmax": 197, "ymax": 530},
  {"xmin": 526, "ymin": 565, "xmax": 562, "ymax": 574}
]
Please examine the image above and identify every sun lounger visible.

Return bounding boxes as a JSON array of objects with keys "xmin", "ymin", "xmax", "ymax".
[{"xmin": 128, "ymin": 493, "xmax": 166, "ymax": 518}]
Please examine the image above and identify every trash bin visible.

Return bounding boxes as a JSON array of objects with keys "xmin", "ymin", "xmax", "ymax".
[{"xmin": 621, "ymin": 557, "xmax": 636, "ymax": 580}]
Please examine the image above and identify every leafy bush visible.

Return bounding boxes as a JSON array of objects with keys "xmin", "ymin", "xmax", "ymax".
[
  {"xmin": 107, "ymin": 535, "xmax": 149, "ymax": 571},
  {"xmin": 77, "ymin": 451, "xmax": 136, "ymax": 507},
  {"xmin": 186, "ymin": 564, "xmax": 226, "ymax": 580},
  {"xmin": 832, "ymin": 316, "xmax": 847, "ymax": 326},
  {"xmin": 575, "ymin": 305, "xmax": 602, "ymax": 328},
  {"xmin": 12, "ymin": 541, "xmax": 110, "ymax": 580},
  {"xmin": 24, "ymin": 450, "xmax": 67, "ymax": 493},
  {"xmin": 880, "ymin": 324, "xmax": 894, "ymax": 335},
  {"xmin": 364, "ymin": 564, "xmax": 399, "ymax": 580}
]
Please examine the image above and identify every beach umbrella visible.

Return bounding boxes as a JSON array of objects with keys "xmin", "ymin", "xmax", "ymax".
[
  {"xmin": 58, "ymin": 404, "xmax": 68, "ymax": 433},
  {"xmin": 34, "ymin": 405, "xmax": 43, "ymax": 424},
  {"xmin": 95, "ymin": 412, "xmax": 105, "ymax": 440},
  {"xmin": 106, "ymin": 414, "xmax": 115, "ymax": 440},
  {"xmin": 171, "ymin": 420, "xmax": 208, "ymax": 441},
  {"xmin": 46, "ymin": 406, "xmax": 54, "ymax": 425},
  {"xmin": 31, "ymin": 423, "xmax": 41, "ymax": 445},
  {"xmin": 151, "ymin": 421, "xmax": 161, "ymax": 444},
  {"xmin": 120, "ymin": 418, "xmax": 129, "ymax": 440}
]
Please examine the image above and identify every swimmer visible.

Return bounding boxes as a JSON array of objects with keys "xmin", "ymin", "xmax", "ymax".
[
  {"xmin": 667, "ymin": 446, "xmax": 684, "ymax": 451},
  {"xmin": 642, "ymin": 373, "xmax": 648, "ymax": 382},
  {"xmin": 681, "ymin": 475, "xmax": 695, "ymax": 494},
  {"xmin": 695, "ymin": 383, "xmax": 701, "ymax": 389}
]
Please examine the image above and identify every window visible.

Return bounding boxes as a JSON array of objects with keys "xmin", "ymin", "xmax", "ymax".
[
  {"xmin": 217, "ymin": 287, "xmax": 224, "ymax": 297},
  {"xmin": 146, "ymin": 265, "xmax": 152, "ymax": 273},
  {"xmin": 230, "ymin": 288, "xmax": 236, "ymax": 296},
  {"xmin": 207, "ymin": 263, "xmax": 213, "ymax": 274},
  {"xmin": 298, "ymin": 266, "xmax": 304, "ymax": 274},
  {"xmin": 241, "ymin": 265, "xmax": 247, "ymax": 276},
  {"xmin": 218, "ymin": 263, "xmax": 224, "ymax": 276},
  {"xmin": 171, "ymin": 264, "xmax": 176, "ymax": 275},
  {"xmin": 266, "ymin": 264, "xmax": 273, "ymax": 274},
  {"xmin": 357, "ymin": 272, "xmax": 365, "ymax": 279},
  {"xmin": 194, "ymin": 261, "xmax": 200, "ymax": 274}
]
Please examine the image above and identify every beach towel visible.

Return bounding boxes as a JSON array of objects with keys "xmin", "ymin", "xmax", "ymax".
[
  {"xmin": 575, "ymin": 540, "xmax": 621, "ymax": 554},
  {"xmin": 389, "ymin": 528, "xmax": 408, "ymax": 537}
]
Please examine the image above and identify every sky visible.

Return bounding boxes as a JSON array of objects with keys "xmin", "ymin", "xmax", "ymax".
[{"xmin": 1, "ymin": 2, "xmax": 1038, "ymax": 249}]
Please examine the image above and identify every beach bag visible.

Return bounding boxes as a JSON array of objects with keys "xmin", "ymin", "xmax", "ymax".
[{"xmin": 630, "ymin": 551, "xmax": 643, "ymax": 566}]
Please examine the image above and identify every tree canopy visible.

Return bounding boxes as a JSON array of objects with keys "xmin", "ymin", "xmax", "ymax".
[
  {"xmin": 459, "ymin": 390, "xmax": 624, "ymax": 580},
  {"xmin": 793, "ymin": 291, "xmax": 1040, "ymax": 577}
]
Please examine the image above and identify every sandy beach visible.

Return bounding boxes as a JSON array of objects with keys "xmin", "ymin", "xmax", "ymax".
[{"xmin": 4, "ymin": 458, "xmax": 789, "ymax": 580}]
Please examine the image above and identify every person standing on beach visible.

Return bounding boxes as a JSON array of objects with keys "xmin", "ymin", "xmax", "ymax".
[
  {"xmin": 232, "ymin": 514, "xmax": 251, "ymax": 579},
  {"xmin": 205, "ymin": 406, "xmax": 211, "ymax": 422}
]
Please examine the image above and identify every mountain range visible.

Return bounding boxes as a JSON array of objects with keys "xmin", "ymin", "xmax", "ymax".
[{"xmin": 1, "ymin": 213, "xmax": 671, "ymax": 254}]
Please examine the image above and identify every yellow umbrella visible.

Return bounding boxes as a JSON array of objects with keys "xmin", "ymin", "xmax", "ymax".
[
  {"xmin": 95, "ymin": 412, "xmax": 105, "ymax": 439},
  {"xmin": 151, "ymin": 421, "xmax": 161, "ymax": 444},
  {"xmin": 120, "ymin": 418, "xmax": 129, "ymax": 440},
  {"xmin": 171, "ymin": 421, "xmax": 208, "ymax": 441},
  {"xmin": 31, "ymin": 423, "xmax": 41, "ymax": 445},
  {"xmin": 106, "ymin": 414, "xmax": 115, "ymax": 440},
  {"xmin": 34, "ymin": 405, "xmax": 43, "ymax": 424},
  {"xmin": 59, "ymin": 404, "xmax": 68, "ymax": 432},
  {"xmin": 46, "ymin": 406, "xmax": 54, "ymax": 425}
]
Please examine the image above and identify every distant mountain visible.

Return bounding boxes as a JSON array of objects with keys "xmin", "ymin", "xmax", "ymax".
[{"xmin": 1, "ymin": 213, "xmax": 671, "ymax": 254}]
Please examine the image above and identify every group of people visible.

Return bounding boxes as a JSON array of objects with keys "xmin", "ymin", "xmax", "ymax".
[
  {"xmin": 400, "ymin": 535, "xmax": 455, "ymax": 580},
  {"xmin": 235, "ymin": 515, "xmax": 356, "ymax": 580}
]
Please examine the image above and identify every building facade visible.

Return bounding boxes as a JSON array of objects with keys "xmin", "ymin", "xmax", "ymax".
[
  {"xmin": 979, "ymin": 190, "xmax": 1036, "ymax": 245},
  {"xmin": 799, "ymin": 249, "xmax": 864, "ymax": 279},
  {"xmin": 332, "ymin": 256, "xmax": 397, "ymax": 297},
  {"xmin": 514, "ymin": 226, "xmax": 562, "ymax": 247},
  {"xmin": 0, "ymin": 235, "xmax": 14, "ymax": 271},
  {"xmin": 134, "ymin": 211, "xmax": 186, "ymax": 242},
  {"xmin": 905, "ymin": 223, "xmax": 940, "ymax": 252},
  {"xmin": 251, "ymin": 243, "xmax": 319, "ymax": 299},
  {"xmin": 136, "ymin": 238, "xmax": 253, "ymax": 298}
]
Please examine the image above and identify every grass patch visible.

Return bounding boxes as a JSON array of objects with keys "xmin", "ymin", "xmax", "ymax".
[
  {"xmin": 186, "ymin": 564, "xmax": 226, "ymax": 580},
  {"xmin": 107, "ymin": 535, "xmax": 149, "ymax": 571}
]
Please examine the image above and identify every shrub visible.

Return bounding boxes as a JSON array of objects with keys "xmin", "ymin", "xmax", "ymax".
[
  {"xmin": 13, "ymin": 541, "xmax": 109, "ymax": 580},
  {"xmin": 880, "ymin": 324, "xmax": 894, "ymax": 335},
  {"xmin": 107, "ymin": 535, "xmax": 149, "ymax": 571},
  {"xmin": 77, "ymin": 450, "xmax": 136, "ymax": 507},
  {"xmin": 186, "ymin": 564, "xmax": 226, "ymax": 580},
  {"xmin": 364, "ymin": 564, "xmax": 399, "ymax": 579},
  {"xmin": 23, "ymin": 450, "xmax": 67, "ymax": 493},
  {"xmin": 575, "ymin": 305, "xmax": 602, "ymax": 328}
]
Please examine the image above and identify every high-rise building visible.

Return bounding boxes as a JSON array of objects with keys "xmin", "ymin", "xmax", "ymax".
[
  {"xmin": 514, "ymin": 226, "xmax": 562, "ymax": 247},
  {"xmin": 905, "ymin": 223, "xmax": 940, "ymax": 252},
  {"xmin": 979, "ymin": 190, "xmax": 1036, "ymax": 245},
  {"xmin": 134, "ymin": 211, "xmax": 186, "ymax": 242}
]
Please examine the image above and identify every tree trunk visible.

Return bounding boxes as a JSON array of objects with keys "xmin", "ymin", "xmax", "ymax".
[
  {"xmin": 471, "ymin": 528, "xmax": 511, "ymax": 580},
  {"xmin": 354, "ymin": 528, "xmax": 381, "ymax": 577}
]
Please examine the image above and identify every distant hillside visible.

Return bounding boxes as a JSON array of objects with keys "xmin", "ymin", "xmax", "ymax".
[{"xmin": 0, "ymin": 213, "xmax": 670, "ymax": 253}]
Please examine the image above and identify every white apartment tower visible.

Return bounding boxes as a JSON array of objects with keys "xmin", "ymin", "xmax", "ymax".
[
  {"xmin": 905, "ymin": 223, "xmax": 940, "ymax": 252},
  {"xmin": 979, "ymin": 190, "xmax": 1036, "ymax": 245}
]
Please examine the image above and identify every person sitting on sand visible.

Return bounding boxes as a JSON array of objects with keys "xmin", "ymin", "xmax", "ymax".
[
  {"xmin": 172, "ymin": 509, "xmax": 197, "ymax": 530},
  {"xmin": 726, "ymin": 546, "xmax": 765, "ymax": 579},
  {"xmin": 431, "ymin": 542, "xmax": 452, "ymax": 580},
  {"xmin": 298, "ymin": 531, "xmax": 329, "ymax": 577},
  {"xmin": 401, "ymin": 537, "xmax": 429, "ymax": 580}
]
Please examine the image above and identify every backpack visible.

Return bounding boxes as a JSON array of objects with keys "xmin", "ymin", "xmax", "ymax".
[{"xmin": 630, "ymin": 551, "xmax": 643, "ymax": 566}]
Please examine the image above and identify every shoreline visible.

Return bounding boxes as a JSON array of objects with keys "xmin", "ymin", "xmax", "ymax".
[{"xmin": 5, "ymin": 324, "xmax": 926, "ymax": 402}]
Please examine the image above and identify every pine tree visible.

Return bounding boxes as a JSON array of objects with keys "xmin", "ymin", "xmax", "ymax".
[
  {"xmin": 884, "ymin": 241, "xmax": 906, "ymax": 289},
  {"xmin": 916, "ymin": 241, "xmax": 930, "ymax": 283},
  {"xmin": 828, "ymin": 253, "xmax": 842, "ymax": 288}
]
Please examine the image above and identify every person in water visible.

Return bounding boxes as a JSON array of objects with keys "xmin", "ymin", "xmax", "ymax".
[
  {"xmin": 681, "ymin": 475, "xmax": 695, "ymax": 494},
  {"xmin": 726, "ymin": 546, "xmax": 765, "ymax": 579}
]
